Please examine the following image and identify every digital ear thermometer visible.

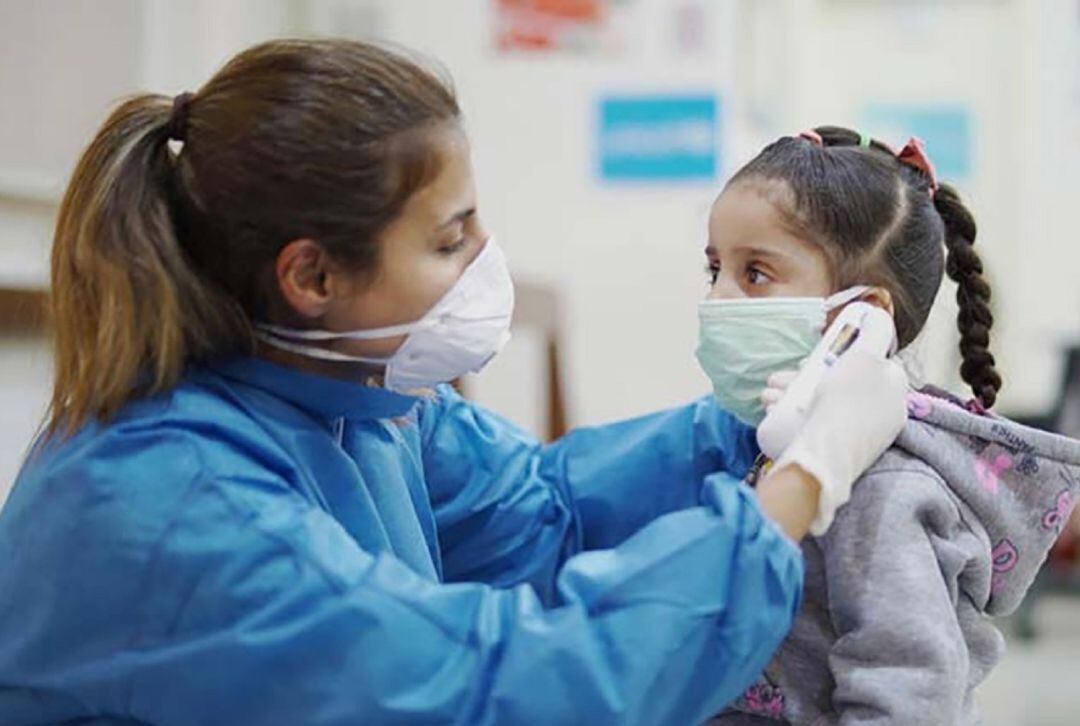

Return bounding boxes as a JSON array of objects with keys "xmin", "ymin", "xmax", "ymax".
[{"xmin": 757, "ymin": 302, "xmax": 898, "ymax": 459}]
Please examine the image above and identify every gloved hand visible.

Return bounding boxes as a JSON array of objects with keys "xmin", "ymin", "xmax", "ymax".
[
  {"xmin": 758, "ymin": 352, "xmax": 909, "ymax": 536},
  {"xmin": 760, "ymin": 369, "xmax": 799, "ymax": 413}
]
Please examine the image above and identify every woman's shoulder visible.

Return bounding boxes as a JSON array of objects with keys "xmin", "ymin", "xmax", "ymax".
[
  {"xmin": 0, "ymin": 381, "xmax": 314, "ymax": 674},
  {"xmin": 19, "ymin": 370, "xmax": 294, "ymax": 501},
  {"xmin": 15, "ymin": 396, "xmax": 215, "ymax": 530},
  {"xmin": 4, "ymin": 372, "xmax": 314, "ymax": 581}
]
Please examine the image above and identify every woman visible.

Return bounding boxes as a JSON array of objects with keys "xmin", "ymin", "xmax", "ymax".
[{"xmin": 0, "ymin": 40, "xmax": 906, "ymax": 725}]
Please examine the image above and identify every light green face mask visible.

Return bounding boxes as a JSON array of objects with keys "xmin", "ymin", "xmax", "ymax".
[{"xmin": 695, "ymin": 286, "xmax": 869, "ymax": 426}]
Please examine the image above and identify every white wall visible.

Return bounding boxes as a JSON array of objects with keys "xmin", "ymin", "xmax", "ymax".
[
  {"xmin": 0, "ymin": 336, "xmax": 51, "ymax": 502},
  {"xmin": 1013, "ymin": 0, "xmax": 1080, "ymax": 413}
]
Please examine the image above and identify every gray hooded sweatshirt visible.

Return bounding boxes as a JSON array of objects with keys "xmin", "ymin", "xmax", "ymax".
[{"xmin": 713, "ymin": 388, "xmax": 1080, "ymax": 725}]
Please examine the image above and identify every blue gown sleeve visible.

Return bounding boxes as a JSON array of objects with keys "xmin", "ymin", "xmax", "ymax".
[
  {"xmin": 419, "ymin": 385, "xmax": 759, "ymax": 597},
  {"xmin": 127, "ymin": 471, "xmax": 803, "ymax": 726}
]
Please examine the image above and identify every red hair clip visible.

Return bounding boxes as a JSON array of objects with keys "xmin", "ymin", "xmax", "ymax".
[
  {"xmin": 896, "ymin": 137, "xmax": 939, "ymax": 196},
  {"xmin": 798, "ymin": 129, "xmax": 824, "ymax": 146}
]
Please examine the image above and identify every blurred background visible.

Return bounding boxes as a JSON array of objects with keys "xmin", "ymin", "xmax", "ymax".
[{"xmin": 1, "ymin": 0, "xmax": 1078, "ymax": 722}]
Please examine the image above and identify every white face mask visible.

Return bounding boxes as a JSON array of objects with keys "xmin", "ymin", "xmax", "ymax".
[{"xmin": 257, "ymin": 237, "xmax": 515, "ymax": 392}]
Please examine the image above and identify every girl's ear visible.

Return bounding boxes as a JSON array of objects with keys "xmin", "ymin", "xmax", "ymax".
[
  {"xmin": 861, "ymin": 286, "xmax": 895, "ymax": 318},
  {"xmin": 827, "ymin": 286, "xmax": 895, "ymax": 329}
]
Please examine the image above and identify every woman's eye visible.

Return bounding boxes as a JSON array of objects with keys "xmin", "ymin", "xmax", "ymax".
[
  {"xmin": 704, "ymin": 262, "xmax": 720, "ymax": 284},
  {"xmin": 439, "ymin": 238, "xmax": 468, "ymax": 255}
]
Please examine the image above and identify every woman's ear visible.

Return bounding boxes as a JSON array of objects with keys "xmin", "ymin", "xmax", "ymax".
[
  {"xmin": 861, "ymin": 286, "xmax": 895, "ymax": 318},
  {"xmin": 275, "ymin": 238, "xmax": 333, "ymax": 321}
]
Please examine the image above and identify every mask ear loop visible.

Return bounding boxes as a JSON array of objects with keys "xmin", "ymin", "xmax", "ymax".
[
  {"xmin": 257, "ymin": 319, "xmax": 429, "ymax": 342},
  {"xmin": 824, "ymin": 285, "xmax": 872, "ymax": 312},
  {"xmin": 254, "ymin": 329, "xmax": 391, "ymax": 365}
]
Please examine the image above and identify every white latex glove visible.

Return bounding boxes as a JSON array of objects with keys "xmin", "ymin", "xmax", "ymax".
[
  {"xmin": 760, "ymin": 369, "xmax": 799, "ymax": 413},
  {"xmin": 763, "ymin": 351, "xmax": 909, "ymax": 536}
]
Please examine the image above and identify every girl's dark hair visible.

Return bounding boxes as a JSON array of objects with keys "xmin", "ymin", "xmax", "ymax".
[
  {"xmin": 727, "ymin": 125, "xmax": 1001, "ymax": 408},
  {"xmin": 48, "ymin": 39, "xmax": 460, "ymax": 436}
]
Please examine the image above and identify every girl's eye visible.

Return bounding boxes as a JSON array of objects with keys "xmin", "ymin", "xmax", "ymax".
[
  {"xmin": 705, "ymin": 261, "xmax": 720, "ymax": 284},
  {"xmin": 746, "ymin": 265, "xmax": 770, "ymax": 285}
]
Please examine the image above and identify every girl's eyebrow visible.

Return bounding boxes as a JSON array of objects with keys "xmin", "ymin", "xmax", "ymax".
[
  {"xmin": 704, "ymin": 244, "xmax": 796, "ymax": 264},
  {"xmin": 743, "ymin": 246, "xmax": 791, "ymax": 262}
]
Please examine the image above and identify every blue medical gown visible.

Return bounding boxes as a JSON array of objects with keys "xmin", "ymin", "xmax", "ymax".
[{"xmin": 0, "ymin": 357, "xmax": 803, "ymax": 725}]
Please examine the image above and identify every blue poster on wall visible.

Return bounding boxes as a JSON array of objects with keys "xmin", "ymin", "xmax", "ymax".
[
  {"xmin": 860, "ymin": 104, "xmax": 973, "ymax": 180},
  {"xmin": 598, "ymin": 95, "xmax": 719, "ymax": 182}
]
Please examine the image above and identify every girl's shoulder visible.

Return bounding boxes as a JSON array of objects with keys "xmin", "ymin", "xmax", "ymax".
[{"xmin": 843, "ymin": 447, "xmax": 959, "ymax": 525}]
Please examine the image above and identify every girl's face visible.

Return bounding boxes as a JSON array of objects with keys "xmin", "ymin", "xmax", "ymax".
[{"xmin": 704, "ymin": 183, "xmax": 832, "ymax": 301}]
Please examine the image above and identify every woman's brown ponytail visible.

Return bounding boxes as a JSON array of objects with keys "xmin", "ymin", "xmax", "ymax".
[{"xmin": 48, "ymin": 94, "xmax": 247, "ymax": 437}]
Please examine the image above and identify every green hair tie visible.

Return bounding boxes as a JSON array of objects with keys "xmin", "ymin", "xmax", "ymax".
[{"xmin": 858, "ymin": 133, "xmax": 872, "ymax": 148}]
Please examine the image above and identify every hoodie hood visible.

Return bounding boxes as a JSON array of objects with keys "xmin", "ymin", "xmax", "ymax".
[{"xmin": 896, "ymin": 387, "xmax": 1080, "ymax": 616}]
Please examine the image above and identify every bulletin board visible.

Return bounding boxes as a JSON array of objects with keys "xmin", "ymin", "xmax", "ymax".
[{"xmin": 493, "ymin": 0, "xmax": 634, "ymax": 54}]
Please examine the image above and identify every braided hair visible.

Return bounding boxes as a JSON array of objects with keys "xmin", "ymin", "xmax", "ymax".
[
  {"xmin": 934, "ymin": 184, "xmax": 1001, "ymax": 407},
  {"xmin": 727, "ymin": 125, "xmax": 1002, "ymax": 408}
]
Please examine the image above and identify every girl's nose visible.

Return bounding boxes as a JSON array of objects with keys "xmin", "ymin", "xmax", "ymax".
[{"xmin": 707, "ymin": 274, "xmax": 744, "ymax": 301}]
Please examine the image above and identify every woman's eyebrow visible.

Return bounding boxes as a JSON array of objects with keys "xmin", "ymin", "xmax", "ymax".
[{"xmin": 435, "ymin": 207, "xmax": 475, "ymax": 231}]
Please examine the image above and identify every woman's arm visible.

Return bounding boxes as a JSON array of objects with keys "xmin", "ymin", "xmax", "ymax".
[
  {"xmin": 756, "ymin": 463, "xmax": 821, "ymax": 542},
  {"xmin": 419, "ymin": 385, "xmax": 758, "ymax": 596},
  {"xmin": 117, "ymin": 472, "xmax": 803, "ymax": 726},
  {"xmin": 423, "ymin": 351, "xmax": 907, "ymax": 598}
]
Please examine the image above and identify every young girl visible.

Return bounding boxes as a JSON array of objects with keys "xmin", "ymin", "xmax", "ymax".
[{"xmin": 698, "ymin": 126, "xmax": 1080, "ymax": 724}]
